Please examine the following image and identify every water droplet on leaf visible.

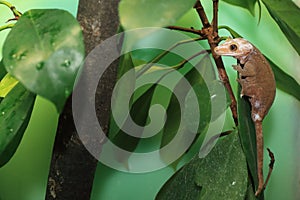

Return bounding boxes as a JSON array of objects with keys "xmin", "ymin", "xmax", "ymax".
[
  {"xmin": 9, "ymin": 128, "xmax": 13, "ymax": 132},
  {"xmin": 1, "ymin": 111, "xmax": 5, "ymax": 115},
  {"xmin": 36, "ymin": 62, "xmax": 44, "ymax": 70},
  {"xmin": 61, "ymin": 59, "xmax": 71, "ymax": 68},
  {"xmin": 65, "ymin": 89, "xmax": 70, "ymax": 98},
  {"xmin": 19, "ymin": 55, "xmax": 26, "ymax": 60},
  {"xmin": 17, "ymin": 52, "xmax": 27, "ymax": 60}
]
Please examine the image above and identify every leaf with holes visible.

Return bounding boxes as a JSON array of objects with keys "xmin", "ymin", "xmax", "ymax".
[{"xmin": 2, "ymin": 9, "xmax": 84, "ymax": 113}]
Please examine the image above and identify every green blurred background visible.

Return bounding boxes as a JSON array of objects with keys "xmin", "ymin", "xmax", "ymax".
[{"xmin": 0, "ymin": 1, "xmax": 299, "ymax": 200}]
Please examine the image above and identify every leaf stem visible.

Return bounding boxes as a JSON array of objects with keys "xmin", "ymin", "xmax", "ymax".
[
  {"xmin": 0, "ymin": 1, "xmax": 13, "ymax": 8},
  {"xmin": 167, "ymin": 26, "xmax": 204, "ymax": 36},
  {"xmin": 0, "ymin": 23, "xmax": 14, "ymax": 32},
  {"xmin": 173, "ymin": 49, "xmax": 210, "ymax": 70},
  {"xmin": 136, "ymin": 37, "xmax": 205, "ymax": 78},
  {"xmin": 263, "ymin": 148, "xmax": 275, "ymax": 189},
  {"xmin": 194, "ymin": 0, "xmax": 238, "ymax": 125},
  {"xmin": 218, "ymin": 25, "xmax": 241, "ymax": 38},
  {"xmin": 143, "ymin": 50, "xmax": 209, "ymax": 85},
  {"xmin": 0, "ymin": 1, "xmax": 22, "ymax": 18}
]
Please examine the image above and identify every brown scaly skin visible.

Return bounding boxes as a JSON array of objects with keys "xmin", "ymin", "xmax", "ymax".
[{"xmin": 214, "ymin": 38, "xmax": 276, "ymax": 196}]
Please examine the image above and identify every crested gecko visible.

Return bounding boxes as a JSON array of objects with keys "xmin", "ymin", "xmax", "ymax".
[{"xmin": 214, "ymin": 38, "xmax": 276, "ymax": 196}]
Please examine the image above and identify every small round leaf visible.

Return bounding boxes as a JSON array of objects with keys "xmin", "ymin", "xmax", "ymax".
[{"xmin": 3, "ymin": 9, "xmax": 85, "ymax": 112}]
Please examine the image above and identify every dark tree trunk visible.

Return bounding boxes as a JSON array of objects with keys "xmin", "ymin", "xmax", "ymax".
[{"xmin": 45, "ymin": 1, "xmax": 120, "ymax": 199}]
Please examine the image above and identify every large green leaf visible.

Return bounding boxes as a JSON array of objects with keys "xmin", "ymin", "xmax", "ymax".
[
  {"xmin": 119, "ymin": 0, "xmax": 197, "ymax": 30},
  {"xmin": 156, "ymin": 154, "xmax": 202, "ymax": 200},
  {"xmin": 156, "ymin": 131, "xmax": 248, "ymax": 200},
  {"xmin": 237, "ymin": 84, "xmax": 258, "ymax": 194},
  {"xmin": 2, "ymin": 9, "xmax": 85, "ymax": 113},
  {"xmin": 267, "ymin": 57, "xmax": 300, "ymax": 101},
  {"xmin": 221, "ymin": 0, "xmax": 257, "ymax": 16},
  {"xmin": 108, "ymin": 53, "xmax": 136, "ymax": 139},
  {"xmin": 262, "ymin": 0, "xmax": 300, "ymax": 55},
  {"xmin": 0, "ymin": 83, "xmax": 36, "ymax": 167},
  {"xmin": 159, "ymin": 61, "xmax": 212, "ymax": 165},
  {"xmin": 110, "ymin": 84, "xmax": 157, "ymax": 156}
]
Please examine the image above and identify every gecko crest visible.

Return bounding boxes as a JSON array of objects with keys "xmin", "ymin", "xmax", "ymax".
[{"xmin": 214, "ymin": 38, "xmax": 254, "ymax": 64}]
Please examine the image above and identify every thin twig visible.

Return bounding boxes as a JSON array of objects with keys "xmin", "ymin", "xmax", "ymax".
[
  {"xmin": 0, "ymin": 23, "xmax": 14, "ymax": 31},
  {"xmin": 194, "ymin": 0, "xmax": 210, "ymax": 28},
  {"xmin": 136, "ymin": 37, "xmax": 206, "ymax": 77},
  {"xmin": 193, "ymin": 0, "xmax": 238, "ymax": 125},
  {"xmin": 264, "ymin": 148, "xmax": 275, "ymax": 189},
  {"xmin": 140, "ymin": 50, "xmax": 210, "ymax": 86},
  {"xmin": 0, "ymin": 1, "xmax": 22, "ymax": 18},
  {"xmin": 173, "ymin": 49, "xmax": 210, "ymax": 69},
  {"xmin": 212, "ymin": 0, "xmax": 219, "ymax": 34},
  {"xmin": 214, "ymin": 54, "xmax": 238, "ymax": 125},
  {"xmin": 167, "ymin": 26, "xmax": 204, "ymax": 36}
]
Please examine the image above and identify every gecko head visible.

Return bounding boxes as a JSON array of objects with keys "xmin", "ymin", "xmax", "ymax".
[{"xmin": 214, "ymin": 38, "xmax": 253, "ymax": 63}]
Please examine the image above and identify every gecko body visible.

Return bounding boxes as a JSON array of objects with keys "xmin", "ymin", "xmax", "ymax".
[{"xmin": 214, "ymin": 38, "xmax": 276, "ymax": 196}]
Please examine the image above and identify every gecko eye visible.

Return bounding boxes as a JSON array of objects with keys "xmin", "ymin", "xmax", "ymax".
[{"xmin": 230, "ymin": 44, "xmax": 238, "ymax": 51}]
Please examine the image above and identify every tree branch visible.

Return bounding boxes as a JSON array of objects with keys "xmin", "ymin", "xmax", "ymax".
[
  {"xmin": 45, "ymin": 0, "xmax": 120, "ymax": 199},
  {"xmin": 212, "ymin": 0, "xmax": 219, "ymax": 34},
  {"xmin": 194, "ymin": 0, "xmax": 210, "ymax": 28},
  {"xmin": 167, "ymin": 25, "xmax": 204, "ymax": 36},
  {"xmin": 194, "ymin": 0, "xmax": 238, "ymax": 125}
]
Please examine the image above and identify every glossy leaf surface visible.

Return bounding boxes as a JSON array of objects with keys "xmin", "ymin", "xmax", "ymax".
[
  {"xmin": 0, "ymin": 83, "xmax": 36, "ymax": 167},
  {"xmin": 3, "ymin": 9, "xmax": 85, "ymax": 112}
]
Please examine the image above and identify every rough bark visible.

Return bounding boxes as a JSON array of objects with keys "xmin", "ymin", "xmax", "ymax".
[{"xmin": 45, "ymin": 0, "xmax": 120, "ymax": 199}]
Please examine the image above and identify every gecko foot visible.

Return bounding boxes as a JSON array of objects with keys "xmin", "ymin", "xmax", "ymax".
[
  {"xmin": 232, "ymin": 64, "xmax": 239, "ymax": 70},
  {"xmin": 255, "ymin": 186, "xmax": 264, "ymax": 197}
]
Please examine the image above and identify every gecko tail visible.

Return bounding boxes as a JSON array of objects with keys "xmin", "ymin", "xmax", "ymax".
[{"xmin": 254, "ymin": 120, "xmax": 264, "ymax": 196}]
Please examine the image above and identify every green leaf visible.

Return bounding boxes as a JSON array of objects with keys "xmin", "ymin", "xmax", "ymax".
[
  {"xmin": 0, "ymin": 61, "xmax": 6, "ymax": 103},
  {"xmin": 159, "ymin": 61, "xmax": 212, "ymax": 165},
  {"xmin": 221, "ymin": 0, "xmax": 257, "ymax": 16},
  {"xmin": 218, "ymin": 26, "xmax": 242, "ymax": 39},
  {"xmin": 237, "ymin": 84, "xmax": 258, "ymax": 193},
  {"xmin": 109, "ymin": 53, "xmax": 136, "ymax": 139},
  {"xmin": 262, "ymin": 0, "xmax": 300, "ymax": 55},
  {"xmin": 195, "ymin": 131, "xmax": 248, "ymax": 199},
  {"xmin": 119, "ymin": 0, "xmax": 197, "ymax": 30},
  {"xmin": 0, "ymin": 74, "xmax": 18, "ymax": 98},
  {"xmin": 2, "ymin": 9, "xmax": 85, "ymax": 113},
  {"xmin": 156, "ymin": 131, "xmax": 248, "ymax": 200},
  {"xmin": 267, "ymin": 57, "xmax": 300, "ymax": 101},
  {"xmin": 156, "ymin": 155, "xmax": 202, "ymax": 200},
  {"xmin": 0, "ymin": 83, "xmax": 36, "ymax": 167},
  {"xmin": 0, "ymin": 60, "xmax": 6, "ymax": 81},
  {"xmin": 109, "ymin": 84, "xmax": 157, "ymax": 165},
  {"xmin": 245, "ymin": 181, "xmax": 257, "ymax": 200}
]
